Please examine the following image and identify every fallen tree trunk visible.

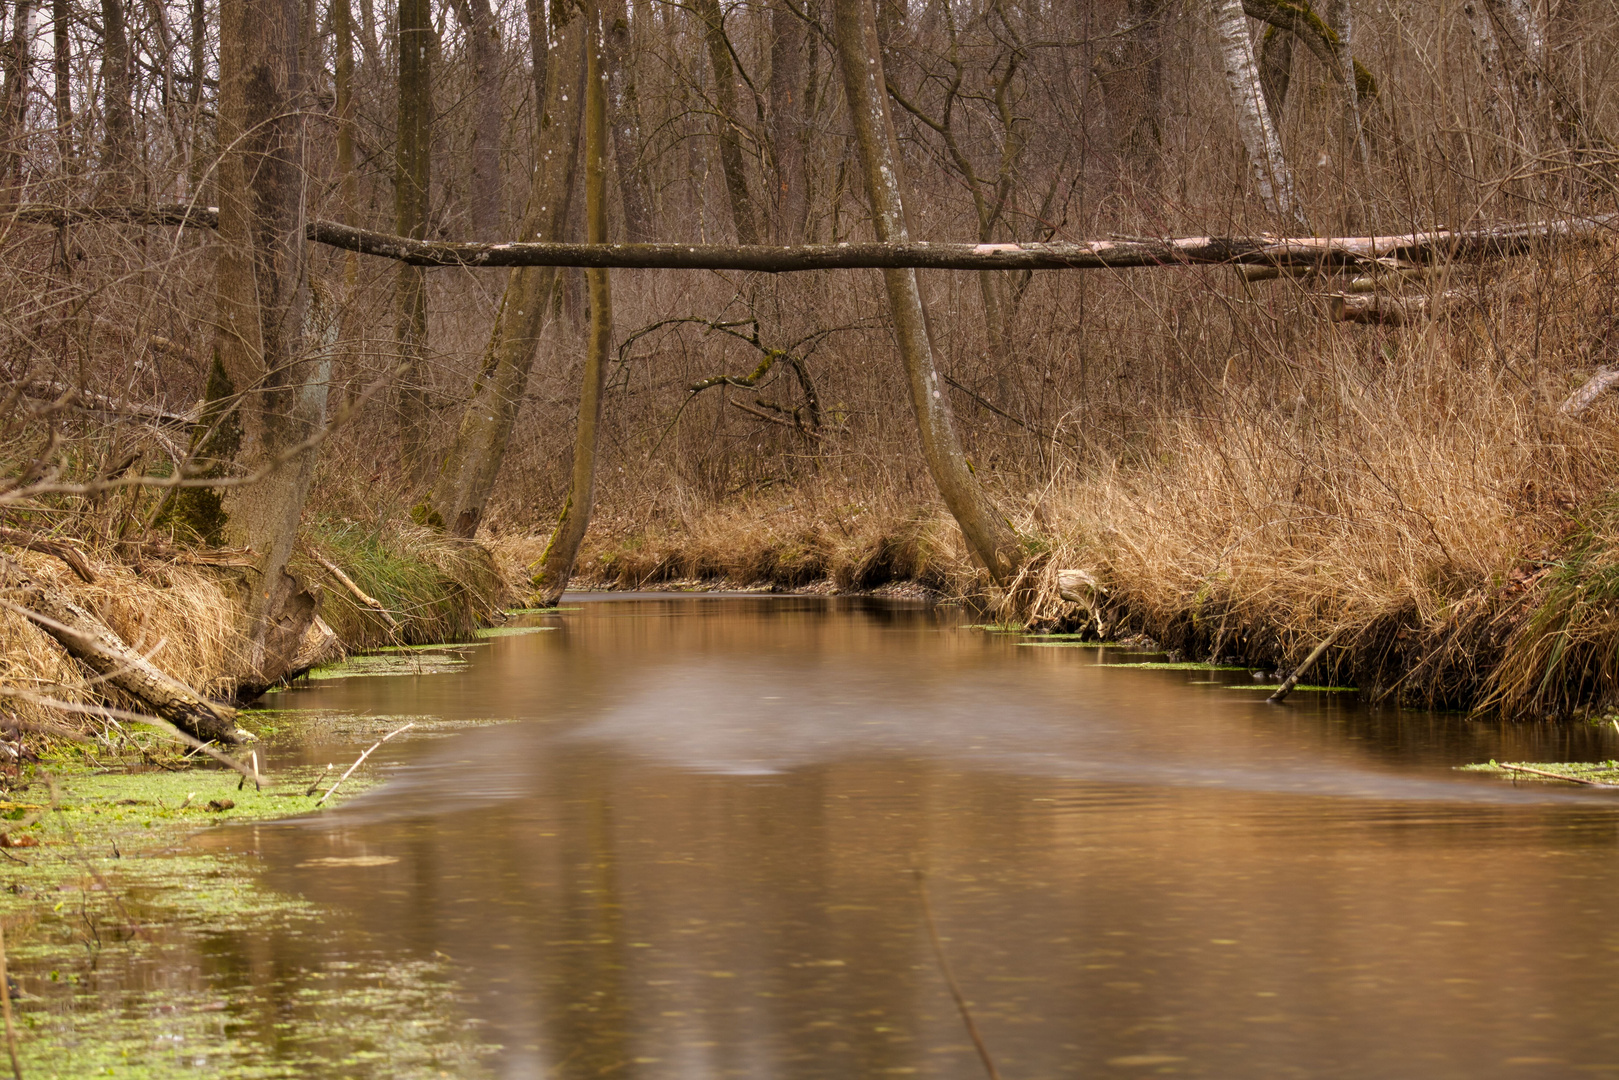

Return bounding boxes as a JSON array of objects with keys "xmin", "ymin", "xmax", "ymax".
[
  {"xmin": 11, "ymin": 205, "xmax": 1614, "ymax": 273},
  {"xmin": 1559, "ymin": 367, "xmax": 1619, "ymax": 418},
  {"xmin": 0, "ymin": 557, "xmax": 249, "ymax": 744},
  {"xmin": 1327, "ymin": 291, "xmax": 1462, "ymax": 325}
]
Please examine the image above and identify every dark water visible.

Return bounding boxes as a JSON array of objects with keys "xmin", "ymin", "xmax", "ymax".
[{"xmin": 233, "ymin": 596, "xmax": 1619, "ymax": 1077}]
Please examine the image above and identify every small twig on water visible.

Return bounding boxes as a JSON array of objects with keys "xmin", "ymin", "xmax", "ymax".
[
  {"xmin": 317, "ymin": 724, "xmax": 414, "ymax": 806},
  {"xmin": 303, "ymin": 764, "xmax": 333, "ymax": 797},
  {"xmin": 913, "ymin": 869, "xmax": 1003, "ymax": 1080},
  {"xmin": 0, "ymin": 920, "xmax": 21, "ymax": 1080},
  {"xmin": 1497, "ymin": 762, "xmax": 1619, "ymax": 788}
]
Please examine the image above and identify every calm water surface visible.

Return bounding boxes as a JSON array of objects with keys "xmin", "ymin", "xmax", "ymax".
[{"xmin": 227, "ymin": 596, "xmax": 1619, "ymax": 1077}]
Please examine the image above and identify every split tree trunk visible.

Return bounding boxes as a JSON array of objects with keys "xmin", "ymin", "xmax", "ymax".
[
  {"xmin": 1212, "ymin": 0, "xmax": 1307, "ymax": 230},
  {"xmin": 604, "ymin": 0, "xmax": 656, "ymax": 242},
  {"xmin": 395, "ymin": 0, "xmax": 434, "ymax": 483},
  {"xmin": 1, "ymin": 558, "xmax": 249, "ymax": 744},
  {"xmin": 693, "ymin": 0, "xmax": 761, "ymax": 245},
  {"xmin": 530, "ymin": 0, "xmax": 613, "ymax": 604},
  {"xmin": 215, "ymin": 0, "xmax": 330, "ymax": 692},
  {"xmin": 429, "ymin": 12, "xmax": 586, "ymax": 536},
  {"xmin": 831, "ymin": 0, "xmax": 1021, "ymax": 584}
]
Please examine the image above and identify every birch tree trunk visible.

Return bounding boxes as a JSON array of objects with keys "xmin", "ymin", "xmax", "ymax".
[
  {"xmin": 604, "ymin": 0, "xmax": 656, "ymax": 242},
  {"xmin": 831, "ymin": 0, "xmax": 1021, "ymax": 585},
  {"xmin": 216, "ymin": 0, "xmax": 331, "ymax": 691},
  {"xmin": 395, "ymin": 0, "xmax": 433, "ymax": 483},
  {"xmin": 693, "ymin": 0, "xmax": 761, "ymax": 245},
  {"xmin": 1211, "ymin": 0, "xmax": 1306, "ymax": 230},
  {"xmin": 428, "ymin": 14, "xmax": 585, "ymax": 536},
  {"xmin": 530, "ymin": 0, "xmax": 612, "ymax": 604}
]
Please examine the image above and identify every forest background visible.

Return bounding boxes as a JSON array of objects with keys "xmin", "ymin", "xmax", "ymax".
[{"xmin": 4, "ymin": 0, "xmax": 1619, "ymax": 734}]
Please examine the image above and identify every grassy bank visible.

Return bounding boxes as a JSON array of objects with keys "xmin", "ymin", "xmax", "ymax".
[{"xmin": 0, "ymin": 519, "xmax": 505, "ymax": 743}]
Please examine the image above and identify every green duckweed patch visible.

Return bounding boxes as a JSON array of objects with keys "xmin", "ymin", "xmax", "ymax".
[
  {"xmin": 1461, "ymin": 760, "xmax": 1619, "ymax": 785},
  {"xmin": 474, "ymin": 625, "xmax": 558, "ymax": 638},
  {"xmin": 0, "ymin": 717, "xmax": 499, "ymax": 1078},
  {"xmin": 962, "ymin": 623, "xmax": 1026, "ymax": 633},
  {"xmin": 1099, "ymin": 662, "xmax": 1251, "ymax": 671},
  {"xmin": 502, "ymin": 606, "xmax": 581, "ymax": 614},
  {"xmin": 304, "ymin": 650, "xmax": 475, "ymax": 680},
  {"xmin": 1229, "ymin": 684, "xmax": 1360, "ymax": 692}
]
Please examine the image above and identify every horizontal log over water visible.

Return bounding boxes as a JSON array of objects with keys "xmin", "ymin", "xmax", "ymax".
[{"xmin": 11, "ymin": 205, "xmax": 1615, "ymax": 272}]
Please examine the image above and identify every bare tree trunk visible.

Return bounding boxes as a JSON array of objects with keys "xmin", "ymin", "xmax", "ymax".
[
  {"xmin": 1211, "ymin": 0, "xmax": 1306, "ymax": 230},
  {"xmin": 451, "ymin": 0, "xmax": 501, "ymax": 239},
  {"xmin": 216, "ymin": 0, "xmax": 330, "ymax": 691},
  {"xmin": 429, "ymin": 13, "xmax": 585, "ymax": 536},
  {"xmin": 52, "ymin": 0, "xmax": 69, "ymax": 160},
  {"xmin": 334, "ymin": 0, "xmax": 357, "ymax": 286},
  {"xmin": 530, "ymin": 0, "xmax": 612, "ymax": 604},
  {"xmin": 395, "ymin": 0, "xmax": 433, "ymax": 483},
  {"xmin": 100, "ymin": 0, "xmax": 134, "ymax": 176},
  {"xmin": 769, "ymin": 0, "xmax": 807, "ymax": 241},
  {"xmin": 831, "ymin": 0, "xmax": 1021, "ymax": 585},
  {"xmin": 604, "ymin": 0, "xmax": 656, "ymax": 242},
  {"xmin": 1093, "ymin": 0, "xmax": 1166, "ymax": 180},
  {"xmin": 693, "ymin": 0, "xmax": 761, "ymax": 244},
  {"xmin": 2, "ymin": 0, "xmax": 32, "ymax": 200}
]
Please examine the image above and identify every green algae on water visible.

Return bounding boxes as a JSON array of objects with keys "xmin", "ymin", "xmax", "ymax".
[
  {"xmin": 1461, "ymin": 760, "xmax": 1619, "ymax": 784},
  {"xmin": 1229, "ymin": 684, "xmax": 1359, "ymax": 692},
  {"xmin": 1100, "ymin": 662, "xmax": 1250, "ymax": 670},
  {"xmin": 475, "ymin": 625, "xmax": 558, "ymax": 637}
]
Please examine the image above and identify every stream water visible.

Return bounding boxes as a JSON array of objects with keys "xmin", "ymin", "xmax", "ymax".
[{"xmin": 148, "ymin": 598, "xmax": 1619, "ymax": 1075}]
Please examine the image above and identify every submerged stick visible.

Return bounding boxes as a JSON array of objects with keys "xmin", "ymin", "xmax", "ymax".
[
  {"xmin": 1496, "ymin": 762, "xmax": 1619, "ymax": 788},
  {"xmin": 1268, "ymin": 627, "xmax": 1345, "ymax": 704},
  {"xmin": 913, "ymin": 869, "xmax": 1003, "ymax": 1080},
  {"xmin": 0, "ymin": 921, "xmax": 20, "ymax": 1080},
  {"xmin": 317, "ymin": 723, "xmax": 415, "ymax": 806}
]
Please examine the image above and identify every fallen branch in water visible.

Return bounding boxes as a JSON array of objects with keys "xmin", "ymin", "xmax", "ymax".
[
  {"xmin": 1269, "ymin": 627, "xmax": 1345, "ymax": 704},
  {"xmin": 1495, "ymin": 762, "xmax": 1619, "ymax": 788},
  {"xmin": 913, "ymin": 869, "xmax": 1003, "ymax": 1080},
  {"xmin": 317, "ymin": 722, "xmax": 415, "ymax": 806}
]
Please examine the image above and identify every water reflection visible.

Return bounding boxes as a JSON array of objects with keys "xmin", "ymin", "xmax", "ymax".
[{"xmin": 228, "ymin": 597, "xmax": 1619, "ymax": 1077}]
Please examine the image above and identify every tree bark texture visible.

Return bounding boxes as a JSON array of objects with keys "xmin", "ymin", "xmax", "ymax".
[
  {"xmin": 1258, "ymin": 23, "xmax": 1292, "ymax": 119},
  {"xmin": 395, "ymin": 0, "xmax": 433, "ymax": 482},
  {"xmin": 832, "ymin": 0, "xmax": 1021, "ymax": 584},
  {"xmin": 54, "ymin": 0, "xmax": 69, "ymax": 151},
  {"xmin": 215, "ymin": 0, "xmax": 330, "ymax": 690},
  {"xmin": 604, "ymin": 0, "xmax": 656, "ymax": 242},
  {"xmin": 2, "ymin": 0, "xmax": 32, "ymax": 198},
  {"xmin": 1, "ymin": 559, "xmax": 250, "ymax": 743},
  {"xmin": 693, "ymin": 0, "xmax": 761, "ymax": 245},
  {"xmin": 429, "ymin": 13, "xmax": 585, "ymax": 537},
  {"xmin": 334, "ymin": 0, "xmax": 358, "ymax": 285},
  {"xmin": 451, "ymin": 0, "xmax": 502, "ymax": 239},
  {"xmin": 531, "ymin": 0, "xmax": 612, "ymax": 604},
  {"xmin": 769, "ymin": 0, "xmax": 808, "ymax": 241},
  {"xmin": 1212, "ymin": 0, "xmax": 1306, "ymax": 230},
  {"xmin": 100, "ymin": 0, "xmax": 134, "ymax": 174},
  {"xmin": 1093, "ymin": 0, "xmax": 1167, "ymax": 178}
]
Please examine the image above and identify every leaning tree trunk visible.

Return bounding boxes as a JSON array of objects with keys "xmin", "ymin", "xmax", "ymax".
[
  {"xmin": 428, "ymin": 13, "xmax": 585, "ymax": 536},
  {"xmin": 831, "ymin": 0, "xmax": 1021, "ymax": 584},
  {"xmin": 395, "ymin": 0, "xmax": 433, "ymax": 483},
  {"xmin": 216, "ymin": 0, "xmax": 330, "ymax": 693},
  {"xmin": 1211, "ymin": 0, "xmax": 1307, "ymax": 230},
  {"xmin": 530, "ymin": 0, "xmax": 613, "ymax": 605},
  {"xmin": 692, "ymin": 0, "xmax": 761, "ymax": 245}
]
